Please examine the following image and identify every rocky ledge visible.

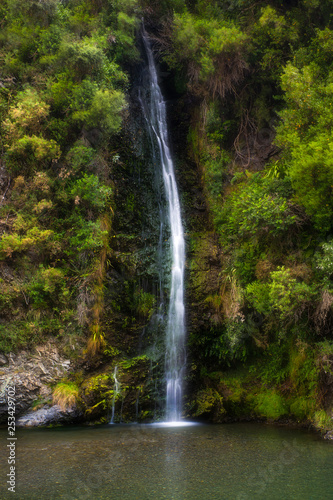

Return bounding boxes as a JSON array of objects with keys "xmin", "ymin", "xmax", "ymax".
[
  {"xmin": 0, "ymin": 342, "xmax": 79, "ymax": 425},
  {"xmin": 16, "ymin": 404, "xmax": 81, "ymax": 427}
]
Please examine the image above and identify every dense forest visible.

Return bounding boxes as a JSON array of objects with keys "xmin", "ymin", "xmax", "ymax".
[{"xmin": 1, "ymin": 0, "xmax": 333, "ymax": 435}]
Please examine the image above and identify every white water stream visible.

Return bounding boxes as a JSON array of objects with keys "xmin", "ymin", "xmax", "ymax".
[
  {"xmin": 110, "ymin": 365, "xmax": 120, "ymax": 424},
  {"xmin": 142, "ymin": 29, "xmax": 186, "ymax": 422}
]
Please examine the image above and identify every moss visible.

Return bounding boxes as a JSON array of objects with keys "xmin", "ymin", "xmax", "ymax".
[
  {"xmin": 313, "ymin": 410, "xmax": 333, "ymax": 432},
  {"xmin": 253, "ymin": 389, "xmax": 288, "ymax": 420},
  {"xmin": 191, "ymin": 388, "xmax": 225, "ymax": 420},
  {"xmin": 289, "ymin": 396, "xmax": 315, "ymax": 421},
  {"xmin": 81, "ymin": 372, "xmax": 113, "ymax": 418}
]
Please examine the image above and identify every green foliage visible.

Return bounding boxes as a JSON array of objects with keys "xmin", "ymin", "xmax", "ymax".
[
  {"xmin": 7, "ymin": 135, "xmax": 61, "ymax": 172},
  {"xmin": 65, "ymin": 142, "xmax": 95, "ymax": 172},
  {"xmin": 217, "ymin": 175, "xmax": 297, "ymax": 242},
  {"xmin": 246, "ymin": 267, "xmax": 317, "ymax": 325},
  {"xmin": 203, "ymin": 148, "xmax": 230, "ymax": 200},
  {"xmin": 67, "ymin": 218, "xmax": 108, "ymax": 254},
  {"xmin": 289, "ymin": 346, "xmax": 319, "ymax": 393},
  {"xmin": 70, "ymin": 174, "xmax": 112, "ymax": 212},
  {"xmin": 206, "ymin": 320, "xmax": 251, "ymax": 366},
  {"xmin": 3, "ymin": 88, "xmax": 50, "ymax": 137},
  {"xmin": 57, "ymin": 38, "xmax": 105, "ymax": 80},
  {"xmin": 177, "ymin": 0, "xmax": 333, "ymax": 431},
  {"xmin": 256, "ymin": 343, "xmax": 290, "ymax": 385},
  {"xmin": 313, "ymin": 409, "xmax": 333, "ymax": 431},
  {"xmin": 269, "ymin": 267, "xmax": 316, "ymax": 319},
  {"xmin": 134, "ymin": 289, "xmax": 156, "ymax": 319},
  {"xmin": 317, "ymin": 339, "xmax": 333, "ymax": 358},
  {"xmin": 114, "ymin": 11, "xmax": 139, "ymax": 61},
  {"xmin": 289, "ymin": 396, "xmax": 314, "ymax": 420},
  {"xmin": 0, "ymin": 323, "xmax": 36, "ymax": 353},
  {"xmin": 245, "ymin": 281, "xmax": 271, "ymax": 315},
  {"xmin": 250, "ymin": 5, "xmax": 299, "ymax": 81},
  {"xmin": 0, "ymin": 227, "xmax": 53, "ymax": 259},
  {"xmin": 28, "ymin": 266, "xmax": 69, "ymax": 308},
  {"xmin": 72, "ymin": 88, "xmax": 125, "ymax": 133},
  {"xmin": 166, "ymin": 12, "xmax": 248, "ymax": 98},
  {"xmin": 121, "ymin": 355, "xmax": 149, "ymax": 370},
  {"xmin": 315, "ymin": 242, "xmax": 333, "ymax": 278},
  {"xmin": 230, "ymin": 241, "xmax": 260, "ymax": 284},
  {"xmin": 0, "ymin": 0, "xmax": 136, "ymax": 357},
  {"xmin": 275, "ymin": 61, "xmax": 333, "ymax": 230}
]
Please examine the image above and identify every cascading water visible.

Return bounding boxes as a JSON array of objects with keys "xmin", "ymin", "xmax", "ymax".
[
  {"xmin": 110, "ymin": 366, "xmax": 120, "ymax": 424},
  {"xmin": 141, "ymin": 28, "xmax": 186, "ymax": 422}
]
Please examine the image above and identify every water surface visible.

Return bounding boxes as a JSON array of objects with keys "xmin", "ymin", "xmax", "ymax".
[{"xmin": 0, "ymin": 423, "xmax": 332, "ymax": 499}]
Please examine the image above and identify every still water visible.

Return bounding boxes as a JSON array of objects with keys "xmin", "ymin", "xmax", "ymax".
[{"xmin": 0, "ymin": 422, "xmax": 332, "ymax": 500}]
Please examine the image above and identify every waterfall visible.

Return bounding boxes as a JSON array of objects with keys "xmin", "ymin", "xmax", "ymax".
[
  {"xmin": 141, "ymin": 28, "xmax": 186, "ymax": 422},
  {"xmin": 110, "ymin": 366, "xmax": 120, "ymax": 424}
]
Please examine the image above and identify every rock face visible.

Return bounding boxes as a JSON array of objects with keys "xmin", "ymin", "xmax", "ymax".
[
  {"xmin": 324, "ymin": 431, "xmax": 333, "ymax": 440},
  {"xmin": 0, "ymin": 342, "xmax": 73, "ymax": 424},
  {"xmin": 16, "ymin": 404, "xmax": 81, "ymax": 427}
]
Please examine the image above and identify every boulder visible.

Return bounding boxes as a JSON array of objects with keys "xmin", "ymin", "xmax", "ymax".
[{"xmin": 16, "ymin": 404, "xmax": 82, "ymax": 427}]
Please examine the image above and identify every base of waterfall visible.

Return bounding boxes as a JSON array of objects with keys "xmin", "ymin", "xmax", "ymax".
[
  {"xmin": 107, "ymin": 421, "xmax": 200, "ymax": 427},
  {"xmin": 150, "ymin": 421, "xmax": 199, "ymax": 427}
]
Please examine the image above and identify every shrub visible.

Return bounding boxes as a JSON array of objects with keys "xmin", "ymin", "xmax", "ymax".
[
  {"xmin": 66, "ymin": 143, "xmax": 95, "ymax": 173},
  {"xmin": 70, "ymin": 174, "xmax": 112, "ymax": 212},
  {"xmin": 167, "ymin": 12, "xmax": 248, "ymax": 99},
  {"xmin": 72, "ymin": 88, "xmax": 125, "ymax": 133},
  {"xmin": 3, "ymin": 88, "xmax": 50, "ymax": 139},
  {"xmin": 0, "ymin": 227, "xmax": 53, "ymax": 259},
  {"xmin": 290, "ymin": 396, "xmax": 315, "ymax": 420},
  {"xmin": 216, "ymin": 174, "xmax": 297, "ymax": 245},
  {"xmin": 275, "ymin": 61, "xmax": 333, "ymax": 230},
  {"xmin": 245, "ymin": 281, "xmax": 271, "ymax": 315},
  {"xmin": 246, "ymin": 267, "xmax": 317, "ymax": 324},
  {"xmin": 315, "ymin": 242, "xmax": 333, "ymax": 277},
  {"xmin": 7, "ymin": 135, "xmax": 61, "ymax": 167},
  {"xmin": 53, "ymin": 382, "xmax": 80, "ymax": 410},
  {"xmin": 67, "ymin": 218, "xmax": 108, "ymax": 254},
  {"xmin": 57, "ymin": 39, "xmax": 105, "ymax": 80},
  {"xmin": 28, "ymin": 266, "xmax": 68, "ymax": 308},
  {"xmin": 269, "ymin": 267, "xmax": 317, "ymax": 320}
]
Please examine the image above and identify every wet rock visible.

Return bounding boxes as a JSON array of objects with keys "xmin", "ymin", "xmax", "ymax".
[
  {"xmin": 16, "ymin": 405, "xmax": 82, "ymax": 427},
  {"xmin": 0, "ymin": 342, "xmax": 72, "ymax": 424},
  {"xmin": 324, "ymin": 431, "xmax": 333, "ymax": 440},
  {"xmin": 0, "ymin": 353, "xmax": 8, "ymax": 366}
]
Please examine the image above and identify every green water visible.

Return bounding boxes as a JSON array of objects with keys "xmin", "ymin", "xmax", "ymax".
[{"xmin": 0, "ymin": 423, "xmax": 332, "ymax": 499}]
